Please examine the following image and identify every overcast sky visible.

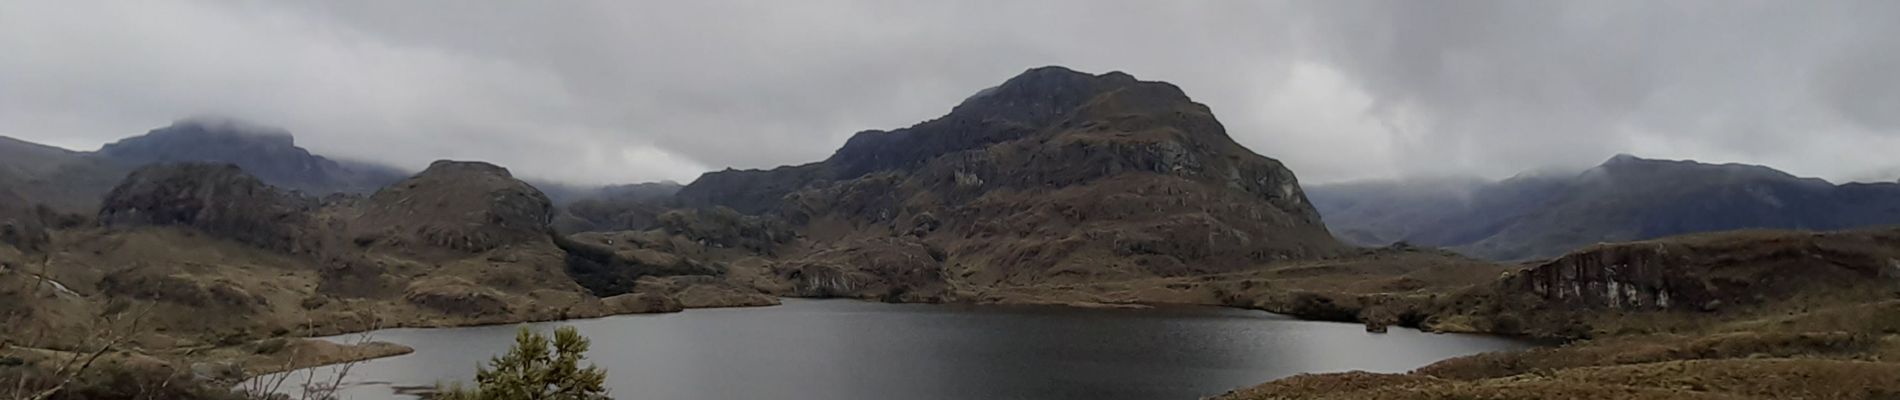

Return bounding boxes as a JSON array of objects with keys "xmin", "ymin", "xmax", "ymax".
[{"xmin": 3, "ymin": 1, "xmax": 1897, "ymax": 185}]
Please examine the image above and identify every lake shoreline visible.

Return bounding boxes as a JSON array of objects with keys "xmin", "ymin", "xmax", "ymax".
[{"xmin": 259, "ymin": 297, "xmax": 1537, "ymax": 400}]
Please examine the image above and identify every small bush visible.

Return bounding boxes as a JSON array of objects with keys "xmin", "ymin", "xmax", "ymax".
[{"xmin": 436, "ymin": 326, "xmax": 608, "ymax": 400}]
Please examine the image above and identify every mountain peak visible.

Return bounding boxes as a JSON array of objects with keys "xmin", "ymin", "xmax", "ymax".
[
  {"xmin": 89, "ymin": 119, "xmax": 408, "ymax": 196},
  {"xmin": 1604, "ymin": 153, "xmax": 1646, "ymax": 165},
  {"xmin": 100, "ymin": 118, "xmax": 302, "ymax": 160},
  {"xmin": 141, "ymin": 116, "xmax": 297, "ymax": 148},
  {"xmin": 360, "ymin": 159, "xmax": 552, "ymax": 253},
  {"xmin": 948, "ymin": 66, "xmax": 1160, "ymax": 124}
]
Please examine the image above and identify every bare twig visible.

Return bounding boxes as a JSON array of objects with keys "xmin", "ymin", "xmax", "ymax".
[{"xmin": 22, "ymin": 302, "xmax": 152, "ymax": 400}]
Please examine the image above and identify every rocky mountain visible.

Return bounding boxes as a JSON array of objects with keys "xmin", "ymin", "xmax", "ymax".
[
  {"xmin": 353, "ymin": 160, "xmax": 555, "ymax": 253},
  {"xmin": 675, "ymin": 66, "xmax": 1343, "ymax": 297},
  {"xmin": 97, "ymin": 118, "xmax": 407, "ymax": 195},
  {"xmin": 0, "ymin": 118, "xmax": 407, "ymax": 212},
  {"xmin": 1309, "ymin": 154, "xmax": 1900, "ymax": 260}
]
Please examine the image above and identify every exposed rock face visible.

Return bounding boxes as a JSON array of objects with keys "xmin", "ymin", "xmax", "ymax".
[
  {"xmin": 676, "ymin": 67, "xmax": 1342, "ymax": 292},
  {"xmin": 777, "ymin": 237, "xmax": 953, "ymax": 302},
  {"xmin": 1508, "ymin": 228, "xmax": 1900, "ymax": 311},
  {"xmin": 98, "ymin": 118, "xmax": 406, "ymax": 195},
  {"xmin": 1310, "ymin": 155, "xmax": 1900, "ymax": 260},
  {"xmin": 97, "ymin": 163, "xmax": 317, "ymax": 253},
  {"xmin": 356, "ymin": 160, "xmax": 555, "ymax": 253},
  {"xmin": 1417, "ymin": 227, "xmax": 1900, "ymax": 339}
]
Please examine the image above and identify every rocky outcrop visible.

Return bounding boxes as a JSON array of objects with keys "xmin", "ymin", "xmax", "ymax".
[
  {"xmin": 355, "ymin": 160, "xmax": 555, "ymax": 253},
  {"xmin": 1418, "ymin": 227, "xmax": 1900, "ymax": 339},
  {"xmin": 555, "ymin": 230, "xmax": 722, "ymax": 296},
  {"xmin": 776, "ymin": 237, "xmax": 954, "ymax": 302},
  {"xmin": 1508, "ymin": 228, "xmax": 1900, "ymax": 311},
  {"xmin": 97, "ymin": 163, "xmax": 318, "ymax": 253}
]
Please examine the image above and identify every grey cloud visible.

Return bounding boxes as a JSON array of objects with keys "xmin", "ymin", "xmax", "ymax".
[{"xmin": 1, "ymin": 0, "xmax": 1896, "ymax": 185}]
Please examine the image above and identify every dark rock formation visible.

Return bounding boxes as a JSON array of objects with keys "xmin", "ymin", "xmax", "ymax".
[
  {"xmin": 355, "ymin": 160, "xmax": 554, "ymax": 253},
  {"xmin": 1508, "ymin": 228, "xmax": 1900, "ymax": 311},
  {"xmin": 98, "ymin": 163, "xmax": 317, "ymax": 253},
  {"xmin": 777, "ymin": 237, "xmax": 953, "ymax": 302},
  {"xmin": 554, "ymin": 231, "xmax": 721, "ymax": 296}
]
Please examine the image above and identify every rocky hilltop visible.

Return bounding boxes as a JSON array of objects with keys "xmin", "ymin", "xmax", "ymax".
[
  {"xmin": 98, "ymin": 163, "xmax": 318, "ymax": 253},
  {"xmin": 675, "ymin": 67, "xmax": 1343, "ymax": 299},
  {"xmin": 1310, "ymin": 155, "xmax": 1900, "ymax": 260},
  {"xmin": 354, "ymin": 160, "xmax": 554, "ymax": 253}
]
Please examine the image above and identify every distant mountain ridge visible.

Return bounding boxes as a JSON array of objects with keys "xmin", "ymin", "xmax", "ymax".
[
  {"xmin": 97, "ymin": 117, "xmax": 407, "ymax": 196},
  {"xmin": 0, "ymin": 118, "xmax": 408, "ymax": 211},
  {"xmin": 1309, "ymin": 154, "xmax": 1900, "ymax": 260}
]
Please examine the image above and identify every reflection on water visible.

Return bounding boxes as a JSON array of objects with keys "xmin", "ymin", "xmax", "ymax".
[{"xmin": 270, "ymin": 299, "xmax": 1532, "ymax": 400}]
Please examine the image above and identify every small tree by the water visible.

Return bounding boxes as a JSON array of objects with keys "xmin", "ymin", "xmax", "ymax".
[{"xmin": 438, "ymin": 326, "xmax": 609, "ymax": 400}]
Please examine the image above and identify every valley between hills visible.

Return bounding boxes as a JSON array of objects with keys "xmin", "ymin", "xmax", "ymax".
[{"xmin": 4, "ymin": 67, "xmax": 1900, "ymax": 399}]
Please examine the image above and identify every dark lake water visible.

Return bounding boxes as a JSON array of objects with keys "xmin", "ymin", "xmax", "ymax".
[{"xmin": 274, "ymin": 299, "xmax": 1531, "ymax": 400}]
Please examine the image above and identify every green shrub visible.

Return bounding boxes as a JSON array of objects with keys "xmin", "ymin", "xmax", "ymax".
[{"xmin": 436, "ymin": 326, "xmax": 608, "ymax": 400}]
